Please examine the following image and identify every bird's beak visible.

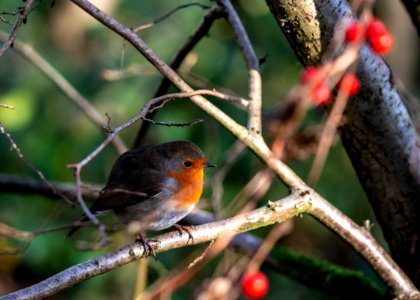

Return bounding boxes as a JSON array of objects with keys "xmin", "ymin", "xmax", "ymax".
[{"xmin": 204, "ymin": 161, "xmax": 217, "ymax": 168}]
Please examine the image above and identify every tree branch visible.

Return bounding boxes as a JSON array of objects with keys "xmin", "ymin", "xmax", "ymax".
[
  {"xmin": 221, "ymin": 0, "xmax": 262, "ymax": 135},
  {"xmin": 0, "ymin": 0, "xmax": 35, "ymax": 59},
  {"xmin": 3, "ymin": 192, "xmax": 416, "ymax": 299},
  {"xmin": 0, "ymin": 123, "xmax": 71, "ymax": 204}
]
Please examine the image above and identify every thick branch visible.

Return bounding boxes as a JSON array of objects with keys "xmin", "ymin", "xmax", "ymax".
[
  {"xmin": 266, "ymin": 0, "xmax": 420, "ymax": 286},
  {"xmin": 3, "ymin": 192, "xmax": 417, "ymax": 299}
]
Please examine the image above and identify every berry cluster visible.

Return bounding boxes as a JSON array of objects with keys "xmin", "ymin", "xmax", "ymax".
[
  {"xmin": 300, "ymin": 67, "xmax": 360, "ymax": 106},
  {"xmin": 345, "ymin": 19, "xmax": 394, "ymax": 55},
  {"xmin": 299, "ymin": 18, "xmax": 393, "ymax": 106}
]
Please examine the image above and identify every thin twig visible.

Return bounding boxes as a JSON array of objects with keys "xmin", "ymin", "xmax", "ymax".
[
  {"xmin": 133, "ymin": 3, "xmax": 211, "ymax": 32},
  {"xmin": 307, "ymin": 79, "xmax": 352, "ymax": 185},
  {"xmin": 68, "ymin": 89, "xmax": 248, "ymax": 171},
  {"xmin": 210, "ymin": 140, "xmax": 247, "ymax": 218},
  {"xmin": 0, "ymin": 0, "xmax": 36, "ymax": 59},
  {"xmin": 0, "ymin": 123, "xmax": 72, "ymax": 204},
  {"xmin": 133, "ymin": 3, "xmax": 225, "ymax": 146},
  {"xmin": 71, "ymin": 165, "xmax": 110, "ymax": 249},
  {"xmin": 247, "ymin": 221, "xmax": 294, "ymax": 272},
  {"xmin": 141, "ymin": 117, "xmax": 203, "ymax": 127},
  {"xmin": 0, "ymin": 103, "xmax": 15, "ymax": 109},
  {"xmin": 0, "ymin": 30, "xmax": 127, "ymax": 154}
]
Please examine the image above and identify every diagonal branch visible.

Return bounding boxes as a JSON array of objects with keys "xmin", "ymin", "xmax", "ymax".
[
  {"xmin": 0, "ymin": 123, "xmax": 71, "ymax": 204},
  {"xmin": 0, "ymin": 0, "xmax": 35, "ymax": 59},
  {"xmin": 2, "ymin": 192, "xmax": 417, "ymax": 299}
]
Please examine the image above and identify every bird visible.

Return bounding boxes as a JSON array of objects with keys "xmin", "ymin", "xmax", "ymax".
[{"xmin": 67, "ymin": 140, "xmax": 215, "ymax": 256}]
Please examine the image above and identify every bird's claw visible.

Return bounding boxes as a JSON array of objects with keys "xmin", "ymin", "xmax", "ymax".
[
  {"xmin": 173, "ymin": 224, "xmax": 194, "ymax": 244},
  {"xmin": 135, "ymin": 233, "xmax": 157, "ymax": 261}
]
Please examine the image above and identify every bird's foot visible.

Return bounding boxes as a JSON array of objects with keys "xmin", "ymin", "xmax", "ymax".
[
  {"xmin": 173, "ymin": 224, "xmax": 194, "ymax": 244},
  {"xmin": 135, "ymin": 233, "xmax": 157, "ymax": 260}
]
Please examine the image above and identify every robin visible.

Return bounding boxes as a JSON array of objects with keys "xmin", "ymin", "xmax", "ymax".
[{"xmin": 67, "ymin": 140, "xmax": 215, "ymax": 256}]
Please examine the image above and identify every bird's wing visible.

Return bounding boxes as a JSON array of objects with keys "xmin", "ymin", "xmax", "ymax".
[{"xmin": 89, "ymin": 169, "xmax": 166, "ymax": 212}]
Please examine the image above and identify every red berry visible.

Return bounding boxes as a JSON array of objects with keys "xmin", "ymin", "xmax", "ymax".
[
  {"xmin": 366, "ymin": 19, "xmax": 387, "ymax": 38},
  {"xmin": 300, "ymin": 66, "xmax": 319, "ymax": 84},
  {"xmin": 339, "ymin": 74, "xmax": 360, "ymax": 96},
  {"xmin": 241, "ymin": 271, "xmax": 269, "ymax": 299},
  {"xmin": 345, "ymin": 22, "xmax": 363, "ymax": 44},
  {"xmin": 368, "ymin": 30, "xmax": 394, "ymax": 55},
  {"xmin": 310, "ymin": 82, "xmax": 331, "ymax": 105},
  {"xmin": 366, "ymin": 19, "xmax": 394, "ymax": 55}
]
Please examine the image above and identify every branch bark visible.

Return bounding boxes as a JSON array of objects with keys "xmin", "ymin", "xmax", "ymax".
[{"xmin": 1, "ymin": 192, "xmax": 405, "ymax": 300}]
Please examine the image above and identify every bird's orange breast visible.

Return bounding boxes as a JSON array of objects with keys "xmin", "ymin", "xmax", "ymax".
[{"xmin": 167, "ymin": 167, "xmax": 204, "ymax": 209}]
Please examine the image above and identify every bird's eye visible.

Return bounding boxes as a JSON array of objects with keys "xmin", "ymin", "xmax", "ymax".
[{"xmin": 183, "ymin": 161, "xmax": 193, "ymax": 168}]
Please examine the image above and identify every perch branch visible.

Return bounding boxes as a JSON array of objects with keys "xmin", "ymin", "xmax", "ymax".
[{"xmin": 3, "ymin": 192, "xmax": 417, "ymax": 299}]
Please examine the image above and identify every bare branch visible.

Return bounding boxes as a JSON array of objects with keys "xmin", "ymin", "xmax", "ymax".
[
  {"xmin": 0, "ymin": 103, "xmax": 15, "ymax": 109},
  {"xmin": 68, "ymin": 89, "xmax": 248, "ymax": 171},
  {"xmin": 141, "ymin": 117, "xmax": 204, "ymax": 127},
  {"xmin": 70, "ymin": 165, "xmax": 109, "ymax": 249},
  {"xmin": 133, "ymin": 3, "xmax": 211, "ymax": 32},
  {"xmin": 221, "ymin": 0, "xmax": 262, "ymax": 135},
  {"xmin": 0, "ymin": 123, "xmax": 72, "ymax": 204},
  {"xmin": 0, "ymin": 0, "xmax": 36, "ymax": 59},
  {"xmin": 3, "ymin": 192, "xmax": 417, "ymax": 299},
  {"xmin": 307, "ymin": 79, "xmax": 352, "ymax": 185}
]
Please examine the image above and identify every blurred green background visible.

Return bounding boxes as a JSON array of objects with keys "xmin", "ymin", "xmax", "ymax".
[{"xmin": 0, "ymin": 0, "xmax": 419, "ymax": 299}]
